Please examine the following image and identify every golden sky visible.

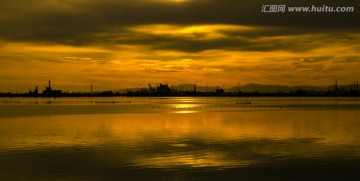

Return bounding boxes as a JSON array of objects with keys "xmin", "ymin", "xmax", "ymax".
[{"xmin": 0, "ymin": 0, "xmax": 359, "ymax": 92}]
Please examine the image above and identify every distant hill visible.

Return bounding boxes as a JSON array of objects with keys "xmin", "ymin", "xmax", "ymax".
[
  {"xmin": 114, "ymin": 83, "xmax": 358, "ymax": 94},
  {"xmin": 228, "ymin": 84, "xmax": 292, "ymax": 93}
]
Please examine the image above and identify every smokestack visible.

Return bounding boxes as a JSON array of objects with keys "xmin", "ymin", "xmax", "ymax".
[
  {"xmin": 335, "ymin": 79, "xmax": 338, "ymax": 92},
  {"xmin": 238, "ymin": 82, "xmax": 240, "ymax": 95},
  {"xmin": 48, "ymin": 80, "xmax": 51, "ymax": 88}
]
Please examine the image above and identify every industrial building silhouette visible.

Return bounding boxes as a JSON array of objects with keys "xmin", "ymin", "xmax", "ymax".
[{"xmin": 0, "ymin": 80, "xmax": 359, "ymax": 97}]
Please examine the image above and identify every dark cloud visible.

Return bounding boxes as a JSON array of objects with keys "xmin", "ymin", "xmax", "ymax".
[
  {"xmin": 114, "ymin": 31, "xmax": 357, "ymax": 52},
  {"xmin": 334, "ymin": 56, "xmax": 360, "ymax": 63},
  {"xmin": 0, "ymin": 0, "xmax": 359, "ymax": 50}
]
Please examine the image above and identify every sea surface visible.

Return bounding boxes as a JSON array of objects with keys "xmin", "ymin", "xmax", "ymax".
[{"xmin": 1, "ymin": 97, "xmax": 360, "ymax": 180}]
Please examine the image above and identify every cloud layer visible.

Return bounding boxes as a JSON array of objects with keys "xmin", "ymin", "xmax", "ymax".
[{"xmin": 0, "ymin": 0, "xmax": 359, "ymax": 91}]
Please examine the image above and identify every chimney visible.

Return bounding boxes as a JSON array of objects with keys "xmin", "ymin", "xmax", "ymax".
[{"xmin": 335, "ymin": 79, "xmax": 338, "ymax": 92}]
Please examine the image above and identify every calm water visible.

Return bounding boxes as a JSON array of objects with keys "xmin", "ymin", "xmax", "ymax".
[{"xmin": 1, "ymin": 97, "xmax": 360, "ymax": 180}]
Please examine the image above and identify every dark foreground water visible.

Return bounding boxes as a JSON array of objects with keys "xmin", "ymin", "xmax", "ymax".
[{"xmin": 1, "ymin": 97, "xmax": 360, "ymax": 180}]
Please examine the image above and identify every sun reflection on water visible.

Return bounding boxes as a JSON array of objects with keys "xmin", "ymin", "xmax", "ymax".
[
  {"xmin": 133, "ymin": 152, "xmax": 251, "ymax": 168},
  {"xmin": 1, "ymin": 108, "xmax": 360, "ymax": 171}
]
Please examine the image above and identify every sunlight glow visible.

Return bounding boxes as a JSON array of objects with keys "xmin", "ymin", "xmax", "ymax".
[
  {"xmin": 173, "ymin": 110, "xmax": 199, "ymax": 114},
  {"xmin": 154, "ymin": 0, "xmax": 190, "ymax": 3},
  {"xmin": 129, "ymin": 24, "xmax": 254, "ymax": 40},
  {"xmin": 169, "ymin": 0, "xmax": 188, "ymax": 2}
]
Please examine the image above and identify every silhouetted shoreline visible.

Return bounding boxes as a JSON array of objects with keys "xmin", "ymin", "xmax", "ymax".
[{"xmin": 1, "ymin": 80, "xmax": 359, "ymax": 98}]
